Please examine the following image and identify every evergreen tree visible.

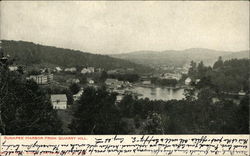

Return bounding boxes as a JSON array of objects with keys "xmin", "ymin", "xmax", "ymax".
[
  {"xmin": 70, "ymin": 87, "xmax": 122, "ymax": 134},
  {"xmin": 213, "ymin": 56, "xmax": 223, "ymax": 69}
]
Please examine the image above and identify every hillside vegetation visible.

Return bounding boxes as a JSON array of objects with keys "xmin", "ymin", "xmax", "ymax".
[
  {"xmin": 111, "ymin": 48, "xmax": 249, "ymax": 67},
  {"xmin": 1, "ymin": 40, "xmax": 151, "ymax": 73}
]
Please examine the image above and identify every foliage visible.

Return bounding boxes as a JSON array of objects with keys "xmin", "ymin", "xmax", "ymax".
[
  {"xmin": 100, "ymin": 71, "xmax": 108, "ymax": 82},
  {"xmin": 69, "ymin": 87, "xmax": 123, "ymax": 134},
  {"xmin": 0, "ymin": 63, "xmax": 62, "ymax": 134},
  {"xmin": 116, "ymin": 89, "xmax": 249, "ymax": 134},
  {"xmin": 1, "ymin": 40, "xmax": 152, "ymax": 73},
  {"xmin": 142, "ymin": 112, "xmax": 166, "ymax": 134},
  {"xmin": 213, "ymin": 56, "xmax": 223, "ymax": 69},
  {"xmin": 69, "ymin": 83, "xmax": 80, "ymax": 95},
  {"xmin": 188, "ymin": 58, "xmax": 250, "ymax": 93}
]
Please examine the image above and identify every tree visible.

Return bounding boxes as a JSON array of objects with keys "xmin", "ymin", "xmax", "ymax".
[
  {"xmin": 100, "ymin": 71, "xmax": 108, "ymax": 82},
  {"xmin": 69, "ymin": 87, "xmax": 122, "ymax": 134},
  {"xmin": 142, "ymin": 112, "xmax": 166, "ymax": 134},
  {"xmin": 213, "ymin": 56, "xmax": 223, "ymax": 69},
  {"xmin": 184, "ymin": 88, "xmax": 196, "ymax": 101},
  {"xmin": 236, "ymin": 96, "xmax": 249, "ymax": 133},
  {"xmin": 28, "ymin": 69, "xmax": 41, "ymax": 76},
  {"xmin": 197, "ymin": 61, "xmax": 205, "ymax": 78},
  {"xmin": 69, "ymin": 83, "xmax": 80, "ymax": 94},
  {"xmin": 66, "ymin": 90, "xmax": 74, "ymax": 105},
  {"xmin": 0, "ymin": 63, "xmax": 62, "ymax": 134},
  {"xmin": 188, "ymin": 60, "xmax": 197, "ymax": 79},
  {"xmin": 119, "ymin": 94, "xmax": 135, "ymax": 117}
]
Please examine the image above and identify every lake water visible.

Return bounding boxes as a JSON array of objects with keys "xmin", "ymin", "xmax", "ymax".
[{"xmin": 130, "ymin": 86, "xmax": 185, "ymax": 101}]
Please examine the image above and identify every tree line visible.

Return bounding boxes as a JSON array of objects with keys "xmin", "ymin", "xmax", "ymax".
[{"xmin": 188, "ymin": 57, "xmax": 249, "ymax": 93}]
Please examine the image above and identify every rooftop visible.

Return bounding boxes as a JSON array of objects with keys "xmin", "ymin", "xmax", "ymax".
[{"xmin": 51, "ymin": 94, "xmax": 67, "ymax": 101}]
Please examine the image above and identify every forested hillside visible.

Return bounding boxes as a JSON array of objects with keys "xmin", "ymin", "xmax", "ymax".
[
  {"xmin": 111, "ymin": 48, "xmax": 249, "ymax": 67},
  {"xmin": 1, "ymin": 40, "xmax": 151, "ymax": 73}
]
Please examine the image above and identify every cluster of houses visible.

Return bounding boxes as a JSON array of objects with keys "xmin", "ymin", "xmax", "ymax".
[
  {"xmin": 107, "ymin": 68, "xmax": 134, "ymax": 74},
  {"xmin": 81, "ymin": 67, "xmax": 95, "ymax": 74},
  {"xmin": 105, "ymin": 78, "xmax": 132, "ymax": 90},
  {"xmin": 63, "ymin": 66, "xmax": 103, "ymax": 74},
  {"xmin": 104, "ymin": 78, "xmax": 134, "ymax": 104},
  {"xmin": 153, "ymin": 65, "xmax": 189, "ymax": 75}
]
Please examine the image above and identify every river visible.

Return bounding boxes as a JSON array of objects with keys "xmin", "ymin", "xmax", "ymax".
[{"xmin": 130, "ymin": 86, "xmax": 185, "ymax": 101}]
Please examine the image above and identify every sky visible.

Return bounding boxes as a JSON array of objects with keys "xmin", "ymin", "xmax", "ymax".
[{"xmin": 1, "ymin": 1, "xmax": 249, "ymax": 54}]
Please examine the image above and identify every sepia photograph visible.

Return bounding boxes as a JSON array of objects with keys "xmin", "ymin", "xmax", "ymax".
[{"xmin": 0, "ymin": 1, "xmax": 249, "ymax": 137}]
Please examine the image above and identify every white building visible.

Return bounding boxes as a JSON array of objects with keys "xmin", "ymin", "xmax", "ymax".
[
  {"xmin": 195, "ymin": 79, "xmax": 201, "ymax": 84},
  {"xmin": 27, "ymin": 74, "xmax": 53, "ymax": 85},
  {"xmin": 51, "ymin": 94, "xmax": 67, "ymax": 109},
  {"xmin": 185, "ymin": 77, "xmax": 192, "ymax": 85},
  {"xmin": 115, "ymin": 95, "xmax": 124, "ymax": 104},
  {"xmin": 64, "ymin": 67, "xmax": 77, "ymax": 72},
  {"xmin": 81, "ymin": 67, "xmax": 95, "ymax": 74},
  {"xmin": 8, "ymin": 66, "xmax": 18, "ymax": 71},
  {"xmin": 142, "ymin": 80, "xmax": 151, "ymax": 85},
  {"xmin": 105, "ymin": 78, "xmax": 118, "ymax": 85},
  {"xmin": 238, "ymin": 90, "xmax": 246, "ymax": 96},
  {"xmin": 88, "ymin": 79, "xmax": 94, "ymax": 84},
  {"xmin": 55, "ymin": 67, "xmax": 62, "ymax": 72}
]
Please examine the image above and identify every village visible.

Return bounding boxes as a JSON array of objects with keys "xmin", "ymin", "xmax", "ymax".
[{"xmin": 6, "ymin": 61, "xmax": 197, "ymax": 110}]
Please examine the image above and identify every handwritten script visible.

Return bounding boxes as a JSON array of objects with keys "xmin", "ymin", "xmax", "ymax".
[{"xmin": 0, "ymin": 135, "xmax": 249, "ymax": 156}]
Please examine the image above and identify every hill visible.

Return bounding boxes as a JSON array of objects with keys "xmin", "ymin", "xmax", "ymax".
[
  {"xmin": 1, "ymin": 40, "xmax": 152, "ymax": 73},
  {"xmin": 111, "ymin": 48, "xmax": 249, "ymax": 67}
]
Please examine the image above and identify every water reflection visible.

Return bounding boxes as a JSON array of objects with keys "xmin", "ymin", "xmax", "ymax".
[{"xmin": 131, "ymin": 86, "xmax": 185, "ymax": 101}]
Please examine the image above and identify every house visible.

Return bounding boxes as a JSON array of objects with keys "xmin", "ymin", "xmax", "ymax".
[
  {"xmin": 127, "ymin": 68, "xmax": 134, "ymax": 72},
  {"xmin": 105, "ymin": 78, "xmax": 119, "ymax": 86},
  {"xmin": 81, "ymin": 67, "xmax": 95, "ymax": 74},
  {"xmin": 55, "ymin": 67, "xmax": 62, "ymax": 72},
  {"xmin": 105, "ymin": 78, "xmax": 124, "ymax": 89},
  {"xmin": 27, "ymin": 75, "xmax": 48, "ymax": 85},
  {"xmin": 238, "ymin": 90, "xmax": 246, "ymax": 96},
  {"xmin": 107, "ymin": 70, "xmax": 118, "ymax": 74},
  {"xmin": 87, "ymin": 78, "xmax": 94, "ymax": 84},
  {"xmin": 142, "ymin": 80, "xmax": 151, "ymax": 85},
  {"xmin": 195, "ymin": 79, "xmax": 201, "ymax": 85},
  {"xmin": 185, "ymin": 77, "xmax": 192, "ymax": 85},
  {"xmin": 115, "ymin": 95, "xmax": 124, "ymax": 104},
  {"xmin": 8, "ymin": 66, "xmax": 18, "ymax": 71},
  {"xmin": 73, "ymin": 88, "xmax": 84, "ymax": 101},
  {"xmin": 64, "ymin": 67, "xmax": 77, "ymax": 72},
  {"xmin": 27, "ymin": 74, "xmax": 45, "ymax": 84},
  {"xmin": 27, "ymin": 74, "xmax": 53, "ymax": 85},
  {"xmin": 51, "ymin": 94, "xmax": 67, "ymax": 109}
]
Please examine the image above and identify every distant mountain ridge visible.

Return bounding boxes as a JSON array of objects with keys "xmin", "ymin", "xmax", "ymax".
[
  {"xmin": 111, "ymin": 48, "xmax": 249, "ymax": 67},
  {"xmin": 1, "ymin": 40, "xmax": 151, "ymax": 73}
]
